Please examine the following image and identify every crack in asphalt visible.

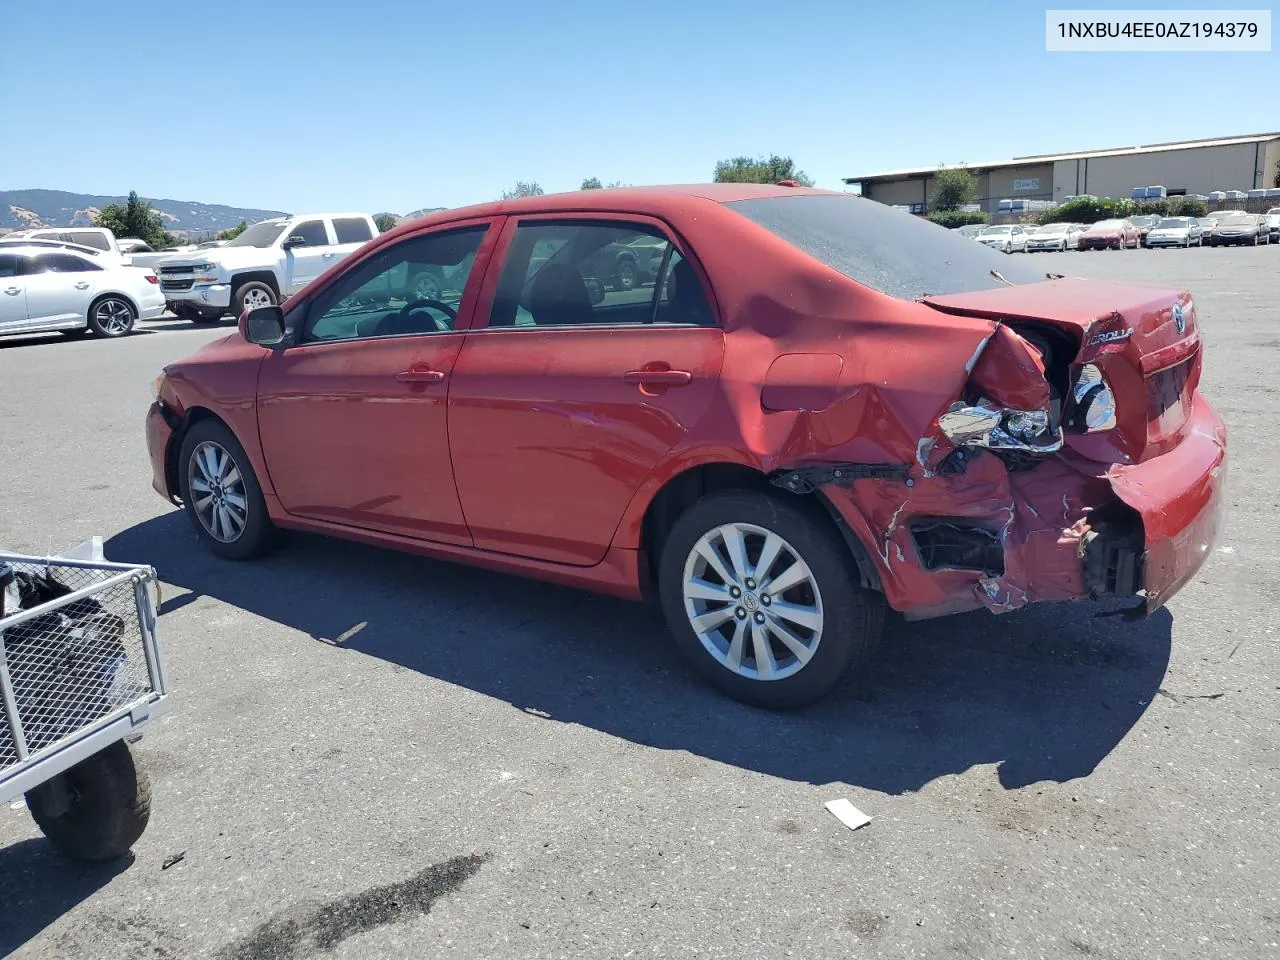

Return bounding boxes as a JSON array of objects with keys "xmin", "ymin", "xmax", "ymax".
[{"xmin": 215, "ymin": 853, "xmax": 491, "ymax": 960}]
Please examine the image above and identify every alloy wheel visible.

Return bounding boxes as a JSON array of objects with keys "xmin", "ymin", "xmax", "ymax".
[
  {"xmin": 414, "ymin": 274, "xmax": 442, "ymax": 300},
  {"xmin": 95, "ymin": 299, "xmax": 133, "ymax": 335},
  {"xmin": 188, "ymin": 441, "xmax": 249, "ymax": 542},
  {"xmin": 242, "ymin": 288, "xmax": 273, "ymax": 310},
  {"xmin": 681, "ymin": 522, "xmax": 824, "ymax": 681}
]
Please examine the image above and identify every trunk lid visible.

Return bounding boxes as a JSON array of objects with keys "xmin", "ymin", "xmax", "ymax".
[{"xmin": 923, "ymin": 278, "xmax": 1201, "ymax": 463}]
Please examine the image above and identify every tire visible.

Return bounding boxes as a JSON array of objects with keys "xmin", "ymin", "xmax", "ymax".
[
  {"xmin": 1003, "ymin": 243, "xmax": 1011, "ymax": 254},
  {"xmin": 407, "ymin": 270, "xmax": 443, "ymax": 302},
  {"xmin": 87, "ymin": 296, "xmax": 136, "ymax": 337},
  {"xmin": 26, "ymin": 742, "xmax": 150, "ymax": 862},
  {"xmin": 615, "ymin": 256, "xmax": 638, "ymax": 290},
  {"xmin": 177, "ymin": 418, "xmax": 278, "ymax": 560},
  {"xmin": 231, "ymin": 280, "xmax": 276, "ymax": 317},
  {"xmin": 657, "ymin": 491, "xmax": 885, "ymax": 710}
]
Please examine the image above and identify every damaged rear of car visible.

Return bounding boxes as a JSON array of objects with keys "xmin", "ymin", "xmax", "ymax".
[{"xmin": 723, "ymin": 194, "xmax": 1226, "ymax": 627}]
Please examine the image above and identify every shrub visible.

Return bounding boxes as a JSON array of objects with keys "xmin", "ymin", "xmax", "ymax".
[
  {"xmin": 927, "ymin": 210, "xmax": 989, "ymax": 228},
  {"xmin": 1037, "ymin": 196, "xmax": 1138, "ymax": 225},
  {"xmin": 1170, "ymin": 197, "xmax": 1208, "ymax": 217}
]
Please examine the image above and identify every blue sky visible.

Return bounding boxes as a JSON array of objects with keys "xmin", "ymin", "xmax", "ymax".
[{"xmin": 5, "ymin": 0, "xmax": 1276, "ymax": 214}]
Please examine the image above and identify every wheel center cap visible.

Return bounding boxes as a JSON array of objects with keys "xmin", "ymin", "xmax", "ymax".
[{"xmin": 743, "ymin": 593, "xmax": 760, "ymax": 612}]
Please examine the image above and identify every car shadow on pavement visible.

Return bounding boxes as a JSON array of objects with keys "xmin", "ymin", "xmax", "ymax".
[
  {"xmin": 0, "ymin": 838, "xmax": 132, "ymax": 956},
  {"xmin": 108, "ymin": 513, "xmax": 1172, "ymax": 795}
]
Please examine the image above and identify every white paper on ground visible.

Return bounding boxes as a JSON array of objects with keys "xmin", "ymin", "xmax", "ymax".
[{"xmin": 825, "ymin": 797, "xmax": 872, "ymax": 831}]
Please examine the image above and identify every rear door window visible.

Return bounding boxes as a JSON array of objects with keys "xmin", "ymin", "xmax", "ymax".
[
  {"xmin": 0, "ymin": 253, "xmax": 23, "ymax": 277},
  {"xmin": 34, "ymin": 253, "xmax": 101, "ymax": 273},
  {"xmin": 726, "ymin": 194, "xmax": 1042, "ymax": 300},
  {"xmin": 66, "ymin": 230, "xmax": 111, "ymax": 251},
  {"xmin": 332, "ymin": 217, "xmax": 374, "ymax": 245},
  {"xmin": 488, "ymin": 220, "xmax": 714, "ymax": 328}
]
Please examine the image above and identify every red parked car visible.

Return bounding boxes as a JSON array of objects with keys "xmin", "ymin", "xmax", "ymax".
[
  {"xmin": 145, "ymin": 185, "xmax": 1226, "ymax": 709},
  {"xmin": 1078, "ymin": 218, "xmax": 1141, "ymax": 250}
]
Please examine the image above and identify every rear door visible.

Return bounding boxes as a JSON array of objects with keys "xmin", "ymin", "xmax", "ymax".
[
  {"xmin": 22, "ymin": 252, "xmax": 102, "ymax": 324},
  {"xmin": 448, "ymin": 215, "xmax": 724, "ymax": 566},
  {"xmin": 0, "ymin": 253, "xmax": 28, "ymax": 330},
  {"xmin": 329, "ymin": 216, "xmax": 377, "ymax": 265}
]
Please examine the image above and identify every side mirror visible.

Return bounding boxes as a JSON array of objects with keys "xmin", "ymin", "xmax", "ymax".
[
  {"xmin": 282, "ymin": 235, "xmax": 305, "ymax": 249},
  {"xmin": 241, "ymin": 305, "xmax": 286, "ymax": 346},
  {"xmin": 583, "ymin": 277, "xmax": 606, "ymax": 306}
]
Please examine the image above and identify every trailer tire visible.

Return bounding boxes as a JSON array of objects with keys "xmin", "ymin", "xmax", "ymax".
[{"xmin": 26, "ymin": 741, "xmax": 151, "ymax": 862}]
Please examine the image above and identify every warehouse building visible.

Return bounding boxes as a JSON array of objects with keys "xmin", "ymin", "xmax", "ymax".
[{"xmin": 844, "ymin": 132, "xmax": 1280, "ymax": 214}]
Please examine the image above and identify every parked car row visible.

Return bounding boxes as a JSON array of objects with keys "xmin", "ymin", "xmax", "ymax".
[{"xmin": 956, "ymin": 210, "xmax": 1280, "ymax": 252}]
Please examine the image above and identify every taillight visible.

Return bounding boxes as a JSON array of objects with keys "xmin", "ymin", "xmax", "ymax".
[
  {"xmin": 1068, "ymin": 364, "xmax": 1117, "ymax": 432},
  {"xmin": 145, "ymin": 274, "xmax": 158, "ymax": 285}
]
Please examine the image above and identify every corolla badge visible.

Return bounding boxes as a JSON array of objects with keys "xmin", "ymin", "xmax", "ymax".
[
  {"xmin": 1089, "ymin": 327, "xmax": 1134, "ymax": 346},
  {"xmin": 1173, "ymin": 302, "xmax": 1187, "ymax": 334}
]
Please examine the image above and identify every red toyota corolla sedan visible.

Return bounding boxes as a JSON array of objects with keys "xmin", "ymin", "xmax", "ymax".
[{"xmin": 145, "ymin": 185, "xmax": 1226, "ymax": 709}]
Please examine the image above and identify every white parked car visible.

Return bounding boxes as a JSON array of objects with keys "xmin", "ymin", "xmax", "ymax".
[
  {"xmin": 3, "ymin": 227, "xmax": 126, "ymax": 262},
  {"xmin": 976, "ymin": 224, "xmax": 1028, "ymax": 253},
  {"xmin": 1144, "ymin": 217, "xmax": 1204, "ymax": 248},
  {"xmin": 1024, "ymin": 222, "xmax": 1083, "ymax": 252},
  {"xmin": 0, "ymin": 245, "xmax": 164, "ymax": 339},
  {"xmin": 1264, "ymin": 208, "xmax": 1280, "ymax": 243},
  {"xmin": 155, "ymin": 213, "xmax": 379, "ymax": 322}
]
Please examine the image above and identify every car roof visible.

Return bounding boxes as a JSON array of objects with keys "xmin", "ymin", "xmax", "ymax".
[
  {"xmin": 385, "ymin": 184, "xmax": 841, "ymax": 236},
  {"xmin": 0, "ymin": 243, "xmax": 105, "ymax": 258}
]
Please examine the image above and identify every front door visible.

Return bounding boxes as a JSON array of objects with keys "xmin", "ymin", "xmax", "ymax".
[
  {"xmin": 448, "ymin": 216, "xmax": 724, "ymax": 566},
  {"xmin": 281, "ymin": 219, "xmax": 336, "ymax": 294},
  {"xmin": 256, "ymin": 221, "xmax": 497, "ymax": 544},
  {"xmin": 0, "ymin": 253, "xmax": 28, "ymax": 329}
]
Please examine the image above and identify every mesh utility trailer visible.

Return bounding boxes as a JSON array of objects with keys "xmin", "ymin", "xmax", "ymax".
[{"xmin": 1, "ymin": 542, "xmax": 168, "ymax": 861}]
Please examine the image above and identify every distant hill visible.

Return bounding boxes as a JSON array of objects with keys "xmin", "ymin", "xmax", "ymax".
[{"xmin": 0, "ymin": 189, "xmax": 287, "ymax": 236}]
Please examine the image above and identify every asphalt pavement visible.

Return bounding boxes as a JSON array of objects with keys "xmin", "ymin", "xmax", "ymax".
[{"xmin": 1, "ymin": 247, "xmax": 1277, "ymax": 959}]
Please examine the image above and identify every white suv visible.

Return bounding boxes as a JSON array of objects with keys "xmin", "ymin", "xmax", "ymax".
[{"xmin": 155, "ymin": 213, "xmax": 378, "ymax": 321}]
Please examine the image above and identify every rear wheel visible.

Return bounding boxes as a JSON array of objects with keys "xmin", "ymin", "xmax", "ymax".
[
  {"xmin": 658, "ymin": 491, "xmax": 885, "ymax": 710},
  {"xmin": 177, "ymin": 419, "xmax": 278, "ymax": 560},
  {"xmin": 87, "ymin": 296, "xmax": 135, "ymax": 337},
  {"xmin": 615, "ymin": 257, "xmax": 638, "ymax": 289}
]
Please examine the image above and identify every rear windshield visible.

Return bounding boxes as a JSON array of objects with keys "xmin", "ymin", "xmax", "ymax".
[
  {"xmin": 1221, "ymin": 214, "xmax": 1255, "ymax": 225},
  {"xmin": 726, "ymin": 195, "xmax": 1040, "ymax": 300}
]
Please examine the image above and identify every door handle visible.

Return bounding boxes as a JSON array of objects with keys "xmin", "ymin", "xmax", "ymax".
[
  {"xmin": 74, "ymin": 281, "xmax": 90, "ymax": 290},
  {"xmin": 3, "ymin": 287, "xmax": 19, "ymax": 296},
  {"xmin": 624, "ymin": 367, "xmax": 693, "ymax": 386},
  {"xmin": 395, "ymin": 367, "xmax": 446, "ymax": 384},
  {"xmin": 322, "ymin": 252, "xmax": 338, "ymax": 259}
]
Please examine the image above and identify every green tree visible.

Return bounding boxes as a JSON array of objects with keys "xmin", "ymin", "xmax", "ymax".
[
  {"xmin": 581, "ymin": 177, "xmax": 603, "ymax": 190},
  {"xmin": 216, "ymin": 220, "xmax": 247, "ymax": 241},
  {"xmin": 374, "ymin": 213, "xmax": 399, "ymax": 232},
  {"xmin": 94, "ymin": 191, "xmax": 172, "ymax": 247},
  {"xmin": 713, "ymin": 155, "xmax": 814, "ymax": 187},
  {"xmin": 501, "ymin": 181, "xmax": 544, "ymax": 200},
  {"xmin": 931, "ymin": 166, "xmax": 977, "ymax": 212},
  {"xmin": 926, "ymin": 210, "xmax": 989, "ymax": 229},
  {"xmin": 1274, "ymin": 158, "xmax": 1279, "ymax": 188}
]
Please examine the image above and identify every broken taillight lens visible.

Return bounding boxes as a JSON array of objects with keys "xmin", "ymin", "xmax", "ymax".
[
  {"xmin": 937, "ymin": 399, "xmax": 1062, "ymax": 453},
  {"xmin": 1070, "ymin": 364, "xmax": 1117, "ymax": 432}
]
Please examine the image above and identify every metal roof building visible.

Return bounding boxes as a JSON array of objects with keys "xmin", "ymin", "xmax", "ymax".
[{"xmin": 843, "ymin": 132, "xmax": 1280, "ymax": 214}]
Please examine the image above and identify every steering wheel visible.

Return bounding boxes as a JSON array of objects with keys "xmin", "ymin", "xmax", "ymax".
[{"xmin": 399, "ymin": 298, "xmax": 457, "ymax": 328}]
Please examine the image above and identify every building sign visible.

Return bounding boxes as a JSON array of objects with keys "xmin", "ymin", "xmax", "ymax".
[{"xmin": 1013, "ymin": 178, "xmax": 1040, "ymax": 192}]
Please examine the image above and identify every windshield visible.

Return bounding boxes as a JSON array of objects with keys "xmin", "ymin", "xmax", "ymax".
[
  {"xmin": 1091, "ymin": 220, "xmax": 1122, "ymax": 230},
  {"xmin": 726, "ymin": 195, "xmax": 1042, "ymax": 300},
  {"xmin": 980, "ymin": 226, "xmax": 1012, "ymax": 235},
  {"xmin": 1034, "ymin": 223, "xmax": 1068, "ymax": 234},
  {"xmin": 1221, "ymin": 214, "xmax": 1255, "ymax": 226},
  {"xmin": 225, "ymin": 221, "xmax": 289, "ymax": 248},
  {"xmin": 1156, "ymin": 218, "xmax": 1189, "ymax": 229}
]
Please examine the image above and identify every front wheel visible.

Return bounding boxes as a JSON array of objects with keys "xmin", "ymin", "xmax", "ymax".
[
  {"xmin": 177, "ymin": 419, "xmax": 278, "ymax": 560},
  {"xmin": 26, "ymin": 742, "xmax": 150, "ymax": 862},
  {"xmin": 615, "ymin": 257, "xmax": 638, "ymax": 289},
  {"xmin": 231, "ymin": 281, "xmax": 276, "ymax": 318},
  {"xmin": 658, "ymin": 491, "xmax": 885, "ymax": 710},
  {"xmin": 87, "ymin": 296, "xmax": 136, "ymax": 337}
]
